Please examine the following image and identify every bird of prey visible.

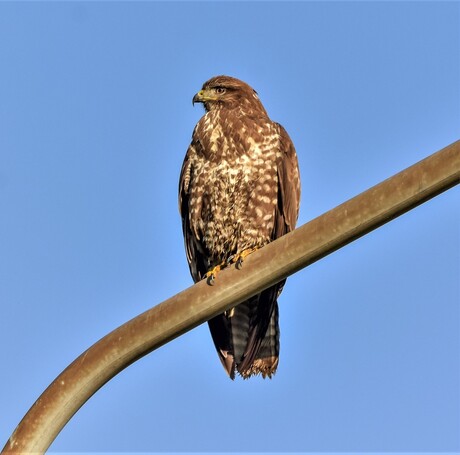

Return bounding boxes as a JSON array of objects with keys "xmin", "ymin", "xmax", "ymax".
[{"xmin": 179, "ymin": 75, "xmax": 300, "ymax": 379}]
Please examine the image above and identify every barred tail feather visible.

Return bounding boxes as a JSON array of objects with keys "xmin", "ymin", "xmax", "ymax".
[
  {"xmin": 208, "ymin": 282, "xmax": 283, "ymax": 379},
  {"xmin": 237, "ymin": 285, "xmax": 280, "ymax": 379}
]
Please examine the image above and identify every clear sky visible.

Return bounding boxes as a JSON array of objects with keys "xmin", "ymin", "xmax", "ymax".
[{"xmin": 0, "ymin": 1, "xmax": 459, "ymax": 453}]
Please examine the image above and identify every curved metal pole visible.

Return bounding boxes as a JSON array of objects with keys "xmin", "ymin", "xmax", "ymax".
[{"xmin": 3, "ymin": 140, "xmax": 459, "ymax": 454}]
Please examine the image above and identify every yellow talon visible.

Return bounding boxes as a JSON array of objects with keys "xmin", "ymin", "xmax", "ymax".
[
  {"xmin": 205, "ymin": 248, "xmax": 258, "ymax": 285},
  {"xmin": 231, "ymin": 248, "xmax": 258, "ymax": 270},
  {"xmin": 205, "ymin": 264, "xmax": 223, "ymax": 286}
]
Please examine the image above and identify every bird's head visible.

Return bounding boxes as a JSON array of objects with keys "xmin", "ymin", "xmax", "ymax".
[{"xmin": 192, "ymin": 75, "xmax": 267, "ymax": 116}]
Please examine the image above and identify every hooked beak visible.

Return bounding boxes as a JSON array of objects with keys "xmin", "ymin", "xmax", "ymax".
[
  {"xmin": 192, "ymin": 89, "xmax": 216, "ymax": 106},
  {"xmin": 192, "ymin": 92, "xmax": 202, "ymax": 106},
  {"xmin": 192, "ymin": 91, "xmax": 203, "ymax": 106}
]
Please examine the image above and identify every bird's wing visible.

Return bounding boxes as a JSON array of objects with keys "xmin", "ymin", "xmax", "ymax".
[
  {"xmin": 273, "ymin": 122, "xmax": 301, "ymax": 239},
  {"xmin": 178, "ymin": 144, "xmax": 207, "ymax": 283}
]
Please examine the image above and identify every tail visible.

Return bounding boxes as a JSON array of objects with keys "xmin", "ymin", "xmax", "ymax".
[{"xmin": 208, "ymin": 282, "xmax": 283, "ymax": 379}]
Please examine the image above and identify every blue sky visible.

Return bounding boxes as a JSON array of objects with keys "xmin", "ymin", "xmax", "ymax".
[{"xmin": 0, "ymin": 1, "xmax": 459, "ymax": 453}]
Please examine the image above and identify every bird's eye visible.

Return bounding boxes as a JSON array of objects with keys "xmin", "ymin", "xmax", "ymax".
[{"xmin": 214, "ymin": 87, "xmax": 226, "ymax": 95}]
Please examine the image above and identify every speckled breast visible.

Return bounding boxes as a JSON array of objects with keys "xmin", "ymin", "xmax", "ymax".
[{"xmin": 189, "ymin": 111, "xmax": 281, "ymax": 267}]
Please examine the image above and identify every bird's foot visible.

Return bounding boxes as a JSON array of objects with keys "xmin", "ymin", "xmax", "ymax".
[
  {"xmin": 205, "ymin": 264, "xmax": 223, "ymax": 286},
  {"xmin": 230, "ymin": 248, "xmax": 258, "ymax": 270}
]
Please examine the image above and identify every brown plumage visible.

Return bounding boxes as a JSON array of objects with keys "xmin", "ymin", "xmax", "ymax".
[{"xmin": 179, "ymin": 76, "xmax": 300, "ymax": 379}]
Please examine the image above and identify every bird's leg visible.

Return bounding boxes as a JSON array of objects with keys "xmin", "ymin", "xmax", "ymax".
[
  {"xmin": 205, "ymin": 264, "xmax": 224, "ymax": 286},
  {"xmin": 230, "ymin": 247, "xmax": 258, "ymax": 270},
  {"xmin": 207, "ymin": 247, "xmax": 258, "ymax": 284}
]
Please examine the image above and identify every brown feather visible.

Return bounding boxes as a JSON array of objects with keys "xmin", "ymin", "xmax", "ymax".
[{"xmin": 179, "ymin": 76, "xmax": 301, "ymax": 379}]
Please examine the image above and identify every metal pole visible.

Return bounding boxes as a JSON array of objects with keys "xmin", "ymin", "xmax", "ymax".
[{"xmin": 3, "ymin": 140, "xmax": 459, "ymax": 454}]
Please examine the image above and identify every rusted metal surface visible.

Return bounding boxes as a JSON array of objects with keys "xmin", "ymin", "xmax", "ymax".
[{"xmin": 2, "ymin": 140, "xmax": 459, "ymax": 454}]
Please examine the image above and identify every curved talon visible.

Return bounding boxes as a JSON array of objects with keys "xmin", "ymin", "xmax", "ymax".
[
  {"xmin": 231, "ymin": 248, "xmax": 258, "ymax": 270},
  {"xmin": 205, "ymin": 264, "xmax": 223, "ymax": 286}
]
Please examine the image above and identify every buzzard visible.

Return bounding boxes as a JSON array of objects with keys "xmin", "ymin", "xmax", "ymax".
[{"xmin": 179, "ymin": 76, "xmax": 300, "ymax": 379}]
